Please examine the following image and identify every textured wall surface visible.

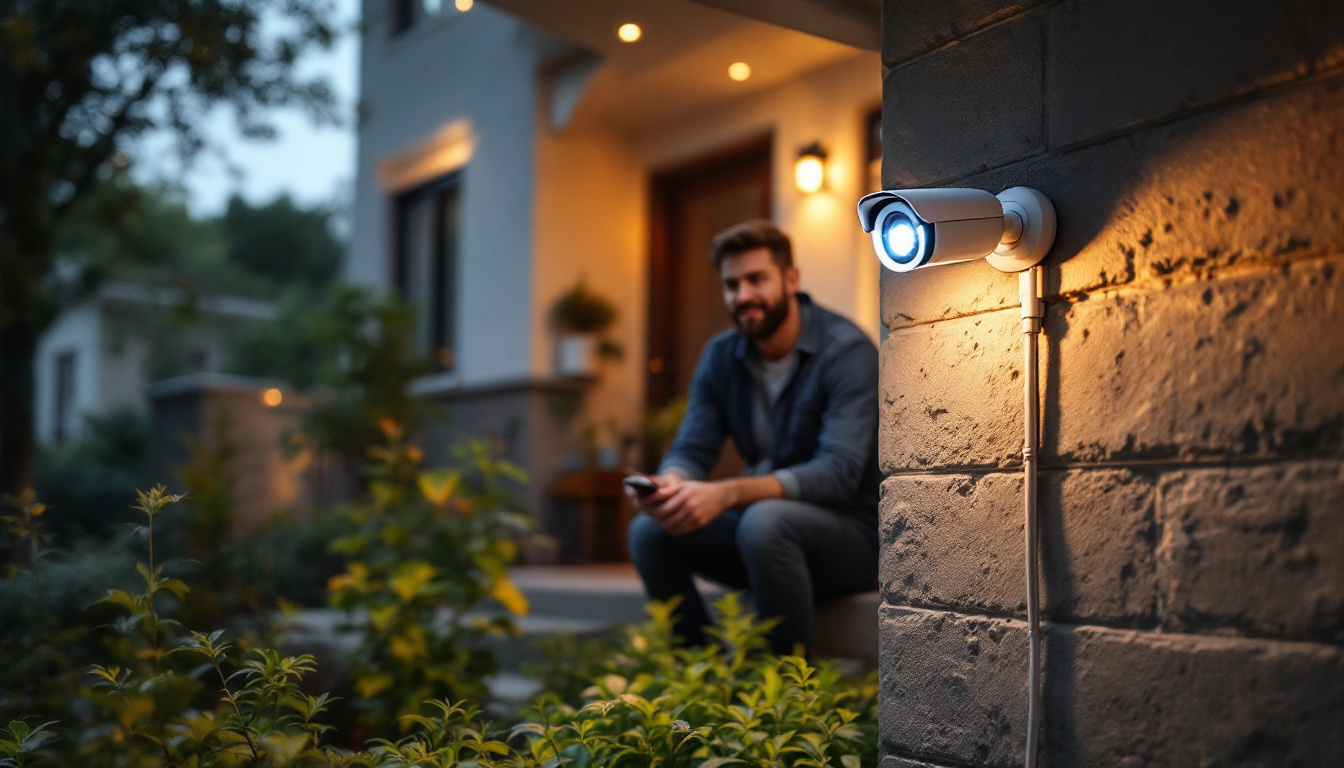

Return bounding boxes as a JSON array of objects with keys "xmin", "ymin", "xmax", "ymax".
[{"xmin": 876, "ymin": 1, "xmax": 1344, "ymax": 765}]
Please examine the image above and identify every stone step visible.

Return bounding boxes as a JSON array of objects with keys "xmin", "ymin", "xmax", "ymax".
[
  {"xmin": 510, "ymin": 563, "xmax": 723, "ymax": 625},
  {"xmin": 277, "ymin": 565, "xmax": 877, "ymax": 672}
]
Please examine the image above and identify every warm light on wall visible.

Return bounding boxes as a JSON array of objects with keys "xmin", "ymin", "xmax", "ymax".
[
  {"xmin": 262, "ymin": 388, "xmax": 283, "ymax": 407},
  {"xmin": 794, "ymin": 143, "xmax": 827, "ymax": 193},
  {"xmin": 455, "ymin": 0, "xmax": 473, "ymax": 10},
  {"xmin": 618, "ymin": 23, "xmax": 642, "ymax": 42},
  {"xmin": 727, "ymin": 62, "xmax": 751, "ymax": 81}
]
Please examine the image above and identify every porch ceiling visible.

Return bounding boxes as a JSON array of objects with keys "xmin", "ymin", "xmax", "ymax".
[{"xmin": 483, "ymin": 0, "xmax": 869, "ymax": 134}]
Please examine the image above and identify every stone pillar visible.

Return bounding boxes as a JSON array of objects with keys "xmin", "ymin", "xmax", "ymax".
[
  {"xmin": 876, "ymin": 2, "xmax": 1344, "ymax": 766},
  {"xmin": 147, "ymin": 373, "xmax": 350, "ymax": 539}
]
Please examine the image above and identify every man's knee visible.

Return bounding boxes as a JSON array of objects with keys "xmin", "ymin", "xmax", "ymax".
[
  {"xmin": 627, "ymin": 513, "xmax": 670, "ymax": 567},
  {"xmin": 736, "ymin": 501, "xmax": 805, "ymax": 561}
]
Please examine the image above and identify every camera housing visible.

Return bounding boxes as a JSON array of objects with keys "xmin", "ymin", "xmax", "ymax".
[{"xmin": 857, "ymin": 186, "xmax": 1055, "ymax": 273}]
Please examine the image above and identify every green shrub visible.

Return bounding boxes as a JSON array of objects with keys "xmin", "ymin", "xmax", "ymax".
[
  {"xmin": 363, "ymin": 595, "xmax": 878, "ymax": 768},
  {"xmin": 327, "ymin": 421, "xmax": 533, "ymax": 733},
  {"xmin": 32, "ymin": 407, "xmax": 151, "ymax": 542},
  {"xmin": 4, "ymin": 483, "xmax": 877, "ymax": 768},
  {"xmin": 0, "ymin": 494, "xmax": 136, "ymax": 724}
]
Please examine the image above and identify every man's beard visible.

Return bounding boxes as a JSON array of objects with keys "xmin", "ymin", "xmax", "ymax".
[{"xmin": 732, "ymin": 293, "xmax": 791, "ymax": 340}]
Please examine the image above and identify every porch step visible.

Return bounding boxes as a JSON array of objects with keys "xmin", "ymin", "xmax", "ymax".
[
  {"xmin": 276, "ymin": 565, "xmax": 878, "ymax": 682},
  {"xmin": 509, "ymin": 564, "xmax": 723, "ymax": 625}
]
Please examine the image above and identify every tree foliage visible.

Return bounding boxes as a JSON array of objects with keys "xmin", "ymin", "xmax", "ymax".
[
  {"xmin": 221, "ymin": 193, "xmax": 343, "ymax": 287},
  {"xmin": 0, "ymin": 0, "xmax": 339, "ymax": 493}
]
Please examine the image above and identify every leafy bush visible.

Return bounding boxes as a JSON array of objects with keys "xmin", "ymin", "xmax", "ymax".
[
  {"xmin": 3, "ymin": 475, "xmax": 877, "ymax": 768},
  {"xmin": 327, "ymin": 420, "xmax": 532, "ymax": 733},
  {"xmin": 32, "ymin": 407, "xmax": 152, "ymax": 542},
  {"xmin": 49, "ymin": 487, "xmax": 354, "ymax": 766}
]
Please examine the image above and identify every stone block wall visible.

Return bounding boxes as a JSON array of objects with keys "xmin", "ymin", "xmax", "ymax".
[{"xmin": 876, "ymin": 1, "xmax": 1344, "ymax": 765}]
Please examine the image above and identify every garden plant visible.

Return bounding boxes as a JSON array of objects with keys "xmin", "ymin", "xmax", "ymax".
[{"xmin": 1, "ymin": 450, "xmax": 877, "ymax": 767}]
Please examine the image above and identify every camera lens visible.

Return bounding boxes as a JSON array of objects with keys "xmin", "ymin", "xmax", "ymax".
[{"xmin": 881, "ymin": 209, "xmax": 925, "ymax": 265}]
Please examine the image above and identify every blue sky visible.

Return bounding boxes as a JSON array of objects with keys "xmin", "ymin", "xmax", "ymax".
[{"xmin": 130, "ymin": 0, "xmax": 361, "ymax": 219}]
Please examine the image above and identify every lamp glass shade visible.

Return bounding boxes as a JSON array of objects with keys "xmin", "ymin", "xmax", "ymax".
[{"xmin": 794, "ymin": 154, "xmax": 825, "ymax": 193}]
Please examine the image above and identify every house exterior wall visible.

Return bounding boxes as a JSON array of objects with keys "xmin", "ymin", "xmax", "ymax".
[
  {"xmin": 33, "ymin": 297, "xmax": 272, "ymax": 446},
  {"xmin": 350, "ymin": 1, "xmax": 552, "ymax": 387},
  {"xmin": 875, "ymin": 2, "xmax": 1344, "ymax": 766},
  {"xmin": 532, "ymin": 125, "xmax": 646, "ymax": 443},
  {"xmin": 33, "ymin": 303, "xmax": 102, "ymax": 444}
]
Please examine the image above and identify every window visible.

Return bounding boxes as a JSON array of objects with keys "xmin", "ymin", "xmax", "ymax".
[
  {"xmin": 394, "ymin": 174, "xmax": 460, "ymax": 370},
  {"xmin": 53, "ymin": 351, "xmax": 76, "ymax": 444},
  {"xmin": 391, "ymin": 0, "xmax": 418, "ymax": 34},
  {"xmin": 391, "ymin": 0, "xmax": 449, "ymax": 35}
]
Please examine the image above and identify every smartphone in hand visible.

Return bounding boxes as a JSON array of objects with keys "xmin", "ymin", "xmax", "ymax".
[{"xmin": 622, "ymin": 475, "xmax": 659, "ymax": 498}]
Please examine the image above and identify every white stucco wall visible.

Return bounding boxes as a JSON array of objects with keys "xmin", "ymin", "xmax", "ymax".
[
  {"xmin": 349, "ymin": 1, "xmax": 554, "ymax": 387},
  {"xmin": 33, "ymin": 303, "xmax": 102, "ymax": 444}
]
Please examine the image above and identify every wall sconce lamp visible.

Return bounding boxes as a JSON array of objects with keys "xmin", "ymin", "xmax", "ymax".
[{"xmin": 794, "ymin": 142, "xmax": 827, "ymax": 194}]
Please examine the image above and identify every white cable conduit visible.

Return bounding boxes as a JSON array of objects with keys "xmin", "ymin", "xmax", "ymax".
[{"xmin": 1020, "ymin": 266, "xmax": 1045, "ymax": 768}]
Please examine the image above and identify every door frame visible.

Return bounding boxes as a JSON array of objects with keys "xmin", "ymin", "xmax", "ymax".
[{"xmin": 645, "ymin": 134, "xmax": 773, "ymax": 410}]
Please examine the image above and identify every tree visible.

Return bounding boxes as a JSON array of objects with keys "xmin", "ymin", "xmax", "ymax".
[
  {"xmin": 0, "ymin": 0, "xmax": 338, "ymax": 494},
  {"xmin": 219, "ymin": 193, "xmax": 343, "ymax": 287}
]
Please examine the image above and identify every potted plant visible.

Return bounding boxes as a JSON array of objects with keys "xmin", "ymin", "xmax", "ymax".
[{"xmin": 549, "ymin": 280, "xmax": 622, "ymax": 377}]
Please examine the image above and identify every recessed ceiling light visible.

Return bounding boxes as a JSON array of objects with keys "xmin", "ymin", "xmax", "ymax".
[
  {"xmin": 618, "ymin": 23, "xmax": 642, "ymax": 42},
  {"xmin": 455, "ymin": 0, "xmax": 472, "ymax": 10},
  {"xmin": 728, "ymin": 61, "xmax": 751, "ymax": 81}
]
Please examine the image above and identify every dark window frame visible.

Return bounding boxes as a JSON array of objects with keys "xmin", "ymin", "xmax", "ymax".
[
  {"xmin": 53, "ymin": 350, "xmax": 77, "ymax": 444},
  {"xmin": 393, "ymin": 172, "xmax": 461, "ymax": 371},
  {"xmin": 391, "ymin": 0, "xmax": 418, "ymax": 35}
]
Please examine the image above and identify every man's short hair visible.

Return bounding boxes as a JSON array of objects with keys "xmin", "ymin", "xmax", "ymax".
[{"xmin": 709, "ymin": 220, "xmax": 793, "ymax": 272}]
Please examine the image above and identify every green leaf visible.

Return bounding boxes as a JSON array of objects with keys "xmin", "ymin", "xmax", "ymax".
[{"xmin": 159, "ymin": 578, "xmax": 191, "ymax": 600}]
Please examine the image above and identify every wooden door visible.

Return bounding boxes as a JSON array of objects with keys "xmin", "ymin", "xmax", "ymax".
[
  {"xmin": 647, "ymin": 137, "xmax": 772, "ymax": 409},
  {"xmin": 646, "ymin": 136, "xmax": 772, "ymax": 478}
]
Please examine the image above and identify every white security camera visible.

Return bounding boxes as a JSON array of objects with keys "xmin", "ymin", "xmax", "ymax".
[{"xmin": 857, "ymin": 186, "xmax": 1055, "ymax": 273}]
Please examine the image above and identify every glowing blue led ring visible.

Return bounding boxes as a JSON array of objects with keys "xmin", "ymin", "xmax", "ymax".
[{"xmin": 871, "ymin": 201, "xmax": 931, "ymax": 272}]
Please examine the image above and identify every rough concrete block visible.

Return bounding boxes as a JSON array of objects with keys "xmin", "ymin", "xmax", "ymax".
[
  {"xmin": 959, "ymin": 72, "xmax": 1344, "ymax": 298},
  {"xmin": 879, "ymin": 607, "xmax": 1028, "ymax": 768},
  {"xmin": 1045, "ymin": 624, "xmax": 1344, "ymax": 768},
  {"xmin": 880, "ymin": 607, "xmax": 1344, "ymax": 767},
  {"xmin": 882, "ymin": 12, "xmax": 1043, "ymax": 188},
  {"xmin": 1048, "ymin": 0, "xmax": 1344, "ymax": 148},
  {"xmin": 879, "ymin": 308, "xmax": 1026, "ymax": 472},
  {"xmin": 1158, "ymin": 461, "xmax": 1344, "ymax": 643},
  {"xmin": 881, "ymin": 470, "xmax": 1158, "ymax": 624},
  {"xmin": 880, "ymin": 258, "xmax": 1018, "ymax": 332},
  {"xmin": 881, "ymin": 473, "xmax": 1026, "ymax": 613},
  {"xmin": 881, "ymin": 0, "xmax": 1045, "ymax": 67},
  {"xmin": 1046, "ymin": 256, "xmax": 1344, "ymax": 463}
]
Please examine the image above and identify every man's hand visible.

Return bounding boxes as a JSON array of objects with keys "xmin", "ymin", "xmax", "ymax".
[
  {"xmin": 626, "ymin": 473, "xmax": 786, "ymax": 537},
  {"xmin": 625, "ymin": 473, "xmax": 685, "ymax": 514},
  {"xmin": 649, "ymin": 480, "xmax": 735, "ymax": 536}
]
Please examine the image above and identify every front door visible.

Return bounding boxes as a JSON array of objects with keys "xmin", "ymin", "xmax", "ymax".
[{"xmin": 647, "ymin": 136, "xmax": 772, "ymax": 476}]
